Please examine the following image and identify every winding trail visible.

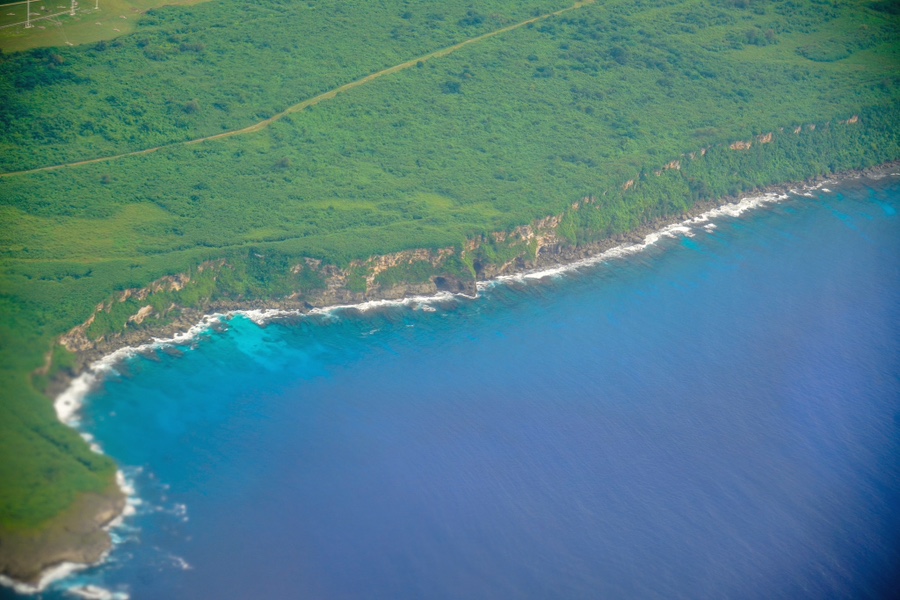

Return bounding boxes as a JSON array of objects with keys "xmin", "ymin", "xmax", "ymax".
[{"xmin": 1, "ymin": 0, "xmax": 594, "ymax": 179}]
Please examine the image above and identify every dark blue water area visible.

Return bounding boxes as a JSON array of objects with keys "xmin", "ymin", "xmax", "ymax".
[{"xmin": 19, "ymin": 176, "xmax": 900, "ymax": 599}]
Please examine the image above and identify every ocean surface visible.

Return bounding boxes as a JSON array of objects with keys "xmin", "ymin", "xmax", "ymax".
[{"xmin": 8, "ymin": 174, "xmax": 900, "ymax": 599}]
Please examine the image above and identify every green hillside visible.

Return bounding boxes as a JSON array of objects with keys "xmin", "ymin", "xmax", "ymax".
[{"xmin": 0, "ymin": 0, "xmax": 898, "ymax": 553}]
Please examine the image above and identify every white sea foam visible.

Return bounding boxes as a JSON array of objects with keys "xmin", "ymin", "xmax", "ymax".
[
  {"xmin": 107, "ymin": 469, "xmax": 144, "ymax": 533},
  {"xmin": 663, "ymin": 224, "xmax": 692, "ymax": 237},
  {"xmin": 55, "ymin": 372, "xmax": 98, "ymax": 425},
  {"xmin": 53, "ymin": 313, "xmax": 229, "ymax": 426},
  {"xmin": 479, "ymin": 188, "xmax": 807, "ymax": 290},
  {"xmin": 0, "ymin": 570, "xmax": 130, "ymax": 600},
  {"xmin": 66, "ymin": 584, "xmax": 122, "ymax": 599},
  {"xmin": 0, "ymin": 562, "xmax": 89, "ymax": 595},
  {"xmin": 306, "ymin": 291, "xmax": 461, "ymax": 318},
  {"xmin": 40, "ymin": 287, "xmax": 477, "ymax": 590},
  {"xmin": 168, "ymin": 555, "xmax": 193, "ymax": 571},
  {"xmin": 116, "ymin": 470, "xmax": 136, "ymax": 497},
  {"xmin": 241, "ymin": 308, "xmax": 300, "ymax": 325},
  {"xmin": 65, "ymin": 584, "xmax": 130, "ymax": 600},
  {"xmin": 1, "ymin": 469, "xmax": 143, "ymax": 595}
]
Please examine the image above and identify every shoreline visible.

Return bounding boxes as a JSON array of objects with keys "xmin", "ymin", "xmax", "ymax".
[
  {"xmin": 51, "ymin": 161, "xmax": 900, "ymax": 436},
  {"xmin": 488, "ymin": 163, "xmax": 899, "ymax": 283},
  {"xmin": 49, "ymin": 162, "xmax": 900, "ymax": 389},
  {"xmin": 8, "ymin": 159, "xmax": 899, "ymax": 595}
]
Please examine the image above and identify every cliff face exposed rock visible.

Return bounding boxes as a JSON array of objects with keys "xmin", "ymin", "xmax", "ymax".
[
  {"xmin": 56, "ymin": 114, "xmax": 872, "ymax": 371},
  {"xmin": 59, "ymin": 272, "xmax": 193, "ymax": 354},
  {"xmin": 60, "ymin": 246, "xmax": 475, "ymax": 358}
]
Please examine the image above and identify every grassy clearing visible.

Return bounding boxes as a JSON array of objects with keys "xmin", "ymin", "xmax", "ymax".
[
  {"xmin": 1, "ymin": 0, "xmax": 594, "ymax": 177},
  {"xmin": 0, "ymin": 0, "xmax": 898, "ymax": 535},
  {"xmin": 0, "ymin": 0, "xmax": 208, "ymax": 54}
]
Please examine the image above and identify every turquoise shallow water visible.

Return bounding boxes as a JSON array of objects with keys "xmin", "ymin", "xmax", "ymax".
[{"xmin": 8, "ymin": 175, "xmax": 900, "ymax": 599}]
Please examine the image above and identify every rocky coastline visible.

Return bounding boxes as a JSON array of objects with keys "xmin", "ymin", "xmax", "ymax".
[
  {"xmin": 48, "ymin": 159, "xmax": 900, "ymax": 396},
  {"xmin": 0, "ymin": 484, "xmax": 125, "ymax": 591},
  {"xmin": 7, "ymin": 159, "xmax": 898, "ymax": 593}
]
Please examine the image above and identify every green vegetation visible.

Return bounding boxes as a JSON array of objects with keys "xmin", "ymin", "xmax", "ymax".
[
  {"xmin": 0, "ymin": 0, "xmax": 210, "ymax": 54},
  {"xmin": 376, "ymin": 260, "xmax": 443, "ymax": 289},
  {"xmin": 0, "ymin": 0, "xmax": 898, "ymax": 550}
]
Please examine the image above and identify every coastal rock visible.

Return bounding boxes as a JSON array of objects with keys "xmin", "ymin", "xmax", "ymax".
[
  {"xmin": 0, "ymin": 487, "xmax": 125, "ymax": 586},
  {"xmin": 128, "ymin": 305, "xmax": 154, "ymax": 325}
]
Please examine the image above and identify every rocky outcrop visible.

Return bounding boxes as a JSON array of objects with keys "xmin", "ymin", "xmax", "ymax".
[
  {"xmin": 0, "ymin": 487, "xmax": 125, "ymax": 587},
  {"xmin": 59, "ymin": 313, "xmax": 97, "ymax": 353},
  {"xmin": 128, "ymin": 305, "xmax": 153, "ymax": 325},
  {"xmin": 59, "ymin": 272, "xmax": 194, "ymax": 353}
]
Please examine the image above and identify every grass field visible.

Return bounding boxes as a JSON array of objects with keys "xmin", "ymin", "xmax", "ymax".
[
  {"xmin": 0, "ymin": 0, "xmax": 207, "ymax": 53},
  {"xmin": 0, "ymin": 0, "xmax": 898, "ymax": 546}
]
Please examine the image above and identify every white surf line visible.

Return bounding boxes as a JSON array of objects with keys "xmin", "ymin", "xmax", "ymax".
[
  {"xmin": 65, "ymin": 582, "xmax": 131, "ymax": 599},
  {"xmin": 1, "ymin": 468, "xmax": 142, "ymax": 597},
  {"xmin": 479, "ymin": 181, "xmax": 837, "ymax": 290},
  {"xmin": 0, "ymin": 564, "xmax": 89, "ymax": 597},
  {"xmin": 53, "ymin": 312, "xmax": 228, "ymax": 424},
  {"xmin": 35, "ymin": 317, "xmax": 240, "ymax": 595},
  {"xmin": 54, "ymin": 289, "xmax": 475, "ymax": 425},
  {"xmin": 54, "ymin": 179, "xmax": 842, "ymax": 426},
  {"xmin": 304, "ymin": 291, "xmax": 468, "ymax": 320}
]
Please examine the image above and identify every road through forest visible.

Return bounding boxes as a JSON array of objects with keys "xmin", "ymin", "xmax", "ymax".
[{"xmin": 0, "ymin": 0, "xmax": 595, "ymax": 178}]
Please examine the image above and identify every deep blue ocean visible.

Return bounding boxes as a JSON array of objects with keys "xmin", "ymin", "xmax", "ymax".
[{"xmin": 11, "ymin": 175, "xmax": 900, "ymax": 599}]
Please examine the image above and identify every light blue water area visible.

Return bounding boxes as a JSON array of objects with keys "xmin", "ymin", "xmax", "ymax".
[{"xmin": 19, "ymin": 176, "xmax": 900, "ymax": 599}]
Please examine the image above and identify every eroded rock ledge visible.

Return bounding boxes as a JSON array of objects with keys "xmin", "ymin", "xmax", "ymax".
[{"xmin": 50, "ymin": 162, "xmax": 898, "ymax": 399}]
